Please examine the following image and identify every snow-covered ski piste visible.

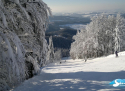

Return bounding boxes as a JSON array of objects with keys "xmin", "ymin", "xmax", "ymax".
[{"xmin": 12, "ymin": 52, "xmax": 125, "ymax": 91}]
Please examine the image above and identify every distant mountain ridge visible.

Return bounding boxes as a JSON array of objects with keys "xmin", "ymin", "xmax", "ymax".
[{"xmin": 46, "ymin": 28, "xmax": 77, "ymax": 49}]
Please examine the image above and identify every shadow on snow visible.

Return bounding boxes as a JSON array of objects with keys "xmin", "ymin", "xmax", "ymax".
[{"xmin": 15, "ymin": 71, "xmax": 125, "ymax": 91}]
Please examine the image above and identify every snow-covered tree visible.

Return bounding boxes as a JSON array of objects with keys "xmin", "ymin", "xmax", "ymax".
[
  {"xmin": 54, "ymin": 49, "xmax": 62, "ymax": 61},
  {"xmin": 0, "ymin": 0, "xmax": 51, "ymax": 90},
  {"xmin": 114, "ymin": 14, "xmax": 125, "ymax": 52},
  {"xmin": 70, "ymin": 14, "xmax": 125, "ymax": 59},
  {"xmin": 46, "ymin": 36, "xmax": 55, "ymax": 63},
  {"xmin": 114, "ymin": 26, "xmax": 120, "ymax": 52}
]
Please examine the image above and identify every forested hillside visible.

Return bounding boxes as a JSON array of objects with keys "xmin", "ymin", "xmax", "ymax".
[
  {"xmin": 46, "ymin": 28, "xmax": 77, "ymax": 57},
  {"xmin": 46, "ymin": 28, "xmax": 77, "ymax": 47}
]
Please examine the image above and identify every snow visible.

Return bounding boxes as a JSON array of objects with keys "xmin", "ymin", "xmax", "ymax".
[
  {"xmin": 1, "ymin": 12, "xmax": 8, "ymax": 28},
  {"xmin": 60, "ymin": 24, "xmax": 86, "ymax": 30},
  {"xmin": 12, "ymin": 52, "xmax": 125, "ymax": 91}
]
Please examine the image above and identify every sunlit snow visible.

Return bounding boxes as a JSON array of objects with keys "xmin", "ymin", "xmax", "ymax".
[{"xmin": 12, "ymin": 52, "xmax": 125, "ymax": 91}]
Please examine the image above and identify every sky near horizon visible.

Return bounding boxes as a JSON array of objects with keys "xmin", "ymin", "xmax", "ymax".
[{"xmin": 43, "ymin": 0, "xmax": 125, "ymax": 13}]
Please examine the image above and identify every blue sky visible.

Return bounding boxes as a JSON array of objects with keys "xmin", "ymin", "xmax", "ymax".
[{"xmin": 43, "ymin": 0, "xmax": 125, "ymax": 13}]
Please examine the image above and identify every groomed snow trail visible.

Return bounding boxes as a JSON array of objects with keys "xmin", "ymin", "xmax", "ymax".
[{"xmin": 12, "ymin": 52, "xmax": 125, "ymax": 91}]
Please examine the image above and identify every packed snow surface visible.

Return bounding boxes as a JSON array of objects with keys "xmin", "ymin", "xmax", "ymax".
[{"xmin": 12, "ymin": 52, "xmax": 125, "ymax": 91}]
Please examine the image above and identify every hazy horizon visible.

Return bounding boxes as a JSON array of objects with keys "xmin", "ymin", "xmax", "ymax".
[{"xmin": 43, "ymin": 0, "xmax": 125, "ymax": 13}]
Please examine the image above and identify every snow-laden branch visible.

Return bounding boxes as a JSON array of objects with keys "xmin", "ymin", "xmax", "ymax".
[{"xmin": 0, "ymin": 0, "xmax": 52, "ymax": 90}]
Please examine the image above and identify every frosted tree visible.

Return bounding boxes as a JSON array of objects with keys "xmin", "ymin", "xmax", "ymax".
[
  {"xmin": 46, "ymin": 36, "xmax": 55, "ymax": 63},
  {"xmin": 70, "ymin": 14, "xmax": 125, "ymax": 59},
  {"xmin": 0, "ymin": 0, "xmax": 51, "ymax": 90},
  {"xmin": 114, "ymin": 27, "xmax": 120, "ymax": 52},
  {"xmin": 70, "ymin": 30, "xmax": 84, "ymax": 59},
  {"xmin": 54, "ymin": 49, "xmax": 62, "ymax": 61},
  {"xmin": 114, "ymin": 14, "xmax": 125, "ymax": 52}
]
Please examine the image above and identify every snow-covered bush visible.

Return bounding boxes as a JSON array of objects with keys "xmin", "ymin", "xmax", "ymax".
[
  {"xmin": 54, "ymin": 49, "xmax": 62, "ymax": 61},
  {"xmin": 70, "ymin": 14, "xmax": 125, "ymax": 59},
  {"xmin": 0, "ymin": 0, "xmax": 51, "ymax": 90}
]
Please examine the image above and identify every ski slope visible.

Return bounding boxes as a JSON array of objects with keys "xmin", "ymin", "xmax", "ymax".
[{"xmin": 12, "ymin": 52, "xmax": 125, "ymax": 91}]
